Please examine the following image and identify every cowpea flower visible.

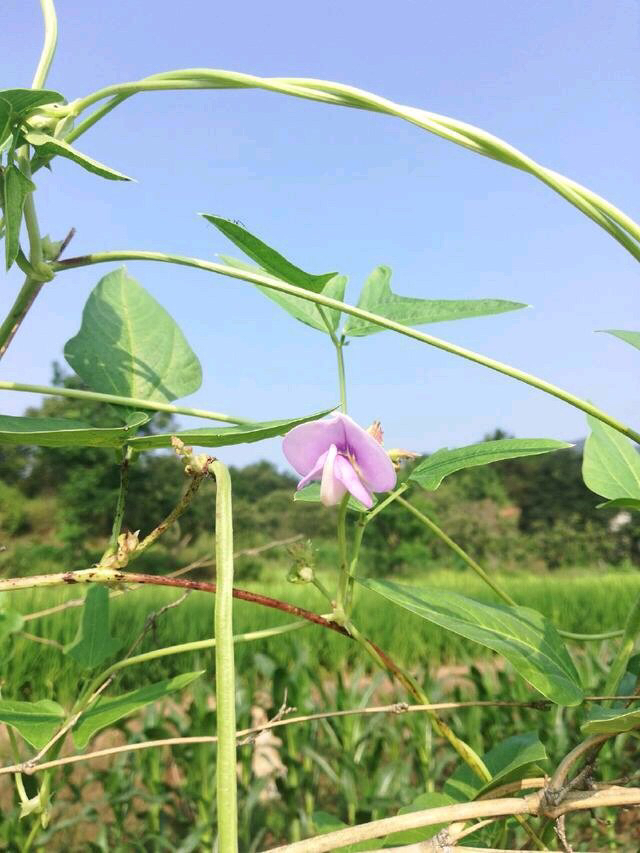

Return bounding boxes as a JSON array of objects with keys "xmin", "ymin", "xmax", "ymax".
[{"xmin": 283, "ymin": 413, "xmax": 397, "ymax": 509}]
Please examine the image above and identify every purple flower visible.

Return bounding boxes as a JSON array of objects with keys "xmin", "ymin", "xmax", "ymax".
[{"xmin": 283, "ymin": 413, "xmax": 397, "ymax": 509}]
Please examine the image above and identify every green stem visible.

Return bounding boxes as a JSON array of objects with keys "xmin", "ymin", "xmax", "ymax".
[
  {"xmin": 318, "ymin": 307, "xmax": 347, "ymax": 413},
  {"xmin": 310, "ymin": 575, "xmax": 334, "ymax": 606},
  {"xmin": 603, "ymin": 592, "xmax": 640, "ymax": 699},
  {"xmin": 365, "ymin": 482, "xmax": 410, "ymax": 521},
  {"xmin": 128, "ymin": 474, "xmax": 205, "ymax": 563},
  {"xmin": 344, "ymin": 483, "xmax": 410, "ymax": 613},
  {"xmin": 64, "ymin": 70, "xmax": 640, "ymax": 259},
  {"xmin": 0, "ymin": 149, "xmax": 47, "ymax": 360},
  {"xmin": 64, "ymin": 95, "xmax": 130, "ymax": 144},
  {"xmin": 19, "ymin": 161, "xmax": 42, "ymax": 267},
  {"xmin": 209, "ymin": 459, "xmax": 238, "ymax": 853},
  {"xmin": 53, "ymin": 251, "xmax": 640, "ymax": 445},
  {"xmin": 2, "ymin": 0, "xmax": 59, "ymax": 360},
  {"xmin": 348, "ymin": 617, "xmax": 546, "ymax": 849},
  {"xmin": 397, "ymin": 495, "xmax": 517, "ymax": 606},
  {"xmin": 31, "ymin": 96, "xmax": 133, "ymax": 175},
  {"xmin": 31, "ymin": 0, "xmax": 58, "ymax": 89},
  {"xmin": 102, "ymin": 446, "xmax": 133, "ymax": 562},
  {"xmin": 0, "ymin": 277, "xmax": 45, "ymax": 359},
  {"xmin": 560, "ymin": 628, "xmax": 624, "ymax": 642},
  {"xmin": 335, "ymin": 338, "xmax": 348, "ymax": 414},
  {"xmin": 82, "ymin": 621, "xmax": 309, "ymax": 704},
  {"xmin": 396, "ymin": 494, "xmax": 624, "ymax": 641},
  {"xmin": 7, "ymin": 728, "xmax": 31, "ymax": 811},
  {"xmin": 22, "ymin": 817, "xmax": 40, "ymax": 853},
  {"xmin": 335, "ymin": 495, "xmax": 350, "ymax": 615},
  {"xmin": 345, "ymin": 619, "xmax": 491, "ymax": 782},
  {"xmin": 344, "ymin": 517, "xmax": 367, "ymax": 614},
  {"xmin": 0, "ymin": 380, "xmax": 252, "ymax": 425}
]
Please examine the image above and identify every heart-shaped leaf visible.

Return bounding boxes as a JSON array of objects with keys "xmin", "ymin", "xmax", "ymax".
[
  {"xmin": 64, "ymin": 586, "xmax": 124, "ymax": 669},
  {"xmin": 444, "ymin": 732, "xmax": 547, "ymax": 802},
  {"xmin": 65, "ymin": 268, "xmax": 202, "ymax": 420},
  {"xmin": 582, "ymin": 415, "xmax": 640, "ymax": 501},
  {"xmin": 600, "ymin": 329, "xmax": 640, "ymax": 353},
  {"xmin": 581, "ymin": 705, "xmax": 640, "ymax": 735},
  {"xmin": 344, "ymin": 266, "xmax": 526, "ymax": 336},
  {"xmin": 409, "ymin": 437, "xmax": 571, "ymax": 491},
  {"xmin": 359, "ymin": 579, "xmax": 583, "ymax": 705},
  {"xmin": 24, "ymin": 132, "xmax": 132, "ymax": 181},
  {"xmin": 0, "ymin": 412, "xmax": 148, "ymax": 448},
  {"xmin": 203, "ymin": 214, "xmax": 337, "ymax": 293},
  {"xmin": 127, "ymin": 408, "xmax": 334, "ymax": 450},
  {"xmin": 73, "ymin": 671, "xmax": 204, "ymax": 749},
  {"xmin": 219, "ymin": 255, "xmax": 346, "ymax": 332},
  {"xmin": 0, "ymin": 698, "xmax": 65, "ymax": 749},
  {"xmin": 3, "ymin": 165, "xmax": 35, "ymax": 270}
]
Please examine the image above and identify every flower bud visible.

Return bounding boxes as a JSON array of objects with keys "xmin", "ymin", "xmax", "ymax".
[
  {"xmin": 41, "ymin": 235, "xmax": 65, "ymax": 261},
  {"xmin": 388, "ymin": 448, "xmax": 420, "ymax": 469},
  {"xmin": 366, "ymin": 420, "xmax": 384, "ymax": 445},
  {"xmin": 287, "ymin": 564, "xmax": 315, "ymax": 584}
]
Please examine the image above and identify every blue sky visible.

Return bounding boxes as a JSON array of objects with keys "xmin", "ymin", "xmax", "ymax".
[{"xmin": 2, "ymin": 0, "xmax": 638, "ymax": 468}]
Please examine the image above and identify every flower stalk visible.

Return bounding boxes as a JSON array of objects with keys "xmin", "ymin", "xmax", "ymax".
[{"xmin": 101, "ymin": 446, "xmax": 133, "ymax": 563}]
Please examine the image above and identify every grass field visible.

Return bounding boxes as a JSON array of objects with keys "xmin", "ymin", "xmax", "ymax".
[
  {"xmin": 0, "ymin": 567, "xmax": 638, "ymax": 850},
  {"xmin": 4, "ymin": 567, "xmax": 638, "ymax": 701}
]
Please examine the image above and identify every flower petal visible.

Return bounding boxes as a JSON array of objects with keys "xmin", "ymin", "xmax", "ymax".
[
  {"xmin": 282, "ymin": 414, "xmax": 345, "ymax": 475},
  {"xmin": 341, "ymin": 414, "xmax": 397, "ymax": 492},
  {"xmin": 334, "ymin": 454, "xmax": 374, "ymax": 509},
  {"xmin": 320, "ymin": 444, "xmax": 346, "ymax": 506},
  {"xmin": 295, "ymin": 450, "xmax": 329, "ymax": 490}
]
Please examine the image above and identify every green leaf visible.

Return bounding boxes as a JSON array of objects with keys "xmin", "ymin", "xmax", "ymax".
[
  {"xmin": 0, "ymin": 98, "xmax": 13, "ymax": 144},
  {"xmin": 73, "ymin": 671, "xmax": 204, "ymax": 749},
  {"xmin": 293, "ymin": 481, "xmax": 376, "ymax": 513},
  {"xmin": 444, "ymin": 732, "xmax": 547, "ymax": 802},
  {"xmin": 202, "ymin": 214, "xmax": 337, "ymax": 293},
  {"xmin": 343, "ymin": 266, "xmax": 526, "ymax": 337},
  {"xmin": 3, "ymin": 165, "xmax": 35, "ymax": 270},
  {"xmin": 24, "ymin": 131, "xmax": 132, "ymax": 181},
  {"xmin": 601, "ymin": 329, "xmax": 640, "ymax": 353},
  {"xmin": 0, "ymin": 609, "xmax": 25, "ymax": 641},
  {"xmin": 65, "ymin": 268, "xmax": 202, "ymax": 420},
  {"xmin": 64, "ymin": 586, "xmax": 124, "ymax": 669},
  {"xmin": 582, "ymin": 415, "xmax": 640, "ymax": 501},
  {"xmin": 311, "ymin": 812, "xmax": 383, "ymax": 852},
  {"xmin": 0, "ymin": 412, "xmax": 148, "ymax": 448},
  {"xmin": 596, "ymin": 497, "xmax": 640, "ymax": 511},
  {"xmin": 0, "ymin": 698, "xmax": 65, "ymax": 749},
  {"xmin": 581, "ymin": 705, "xmax": 640, "ymax": 735},
  {"xmin": 0, "ymin": 89, "xmax": 64, "ymax": 117},
  {"xmin": 127, "ymin": 408, "xmax": 334, "ymax": 450},
  {"xmin": 628, "ymin": 653, "xmax": 640, "ymax": 676},
  {"xmin": 410, "ymin": 438, "xmax": 571, "ymax": 491},
  {"xmin": 219, "ymin": 255, "xmax": 346, "ymax": 332},
  {"xmin": 359, "ymin": 579, "xmax": 583, "ymax": 705},
  {"xmin": 382, "ymin": 793, "xmax": 456, "ymax": 847}
]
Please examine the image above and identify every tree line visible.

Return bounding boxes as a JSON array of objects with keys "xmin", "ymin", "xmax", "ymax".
[{"xmin": 1, "ymin": 367, "xmax": 638, "ymax": 576}]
